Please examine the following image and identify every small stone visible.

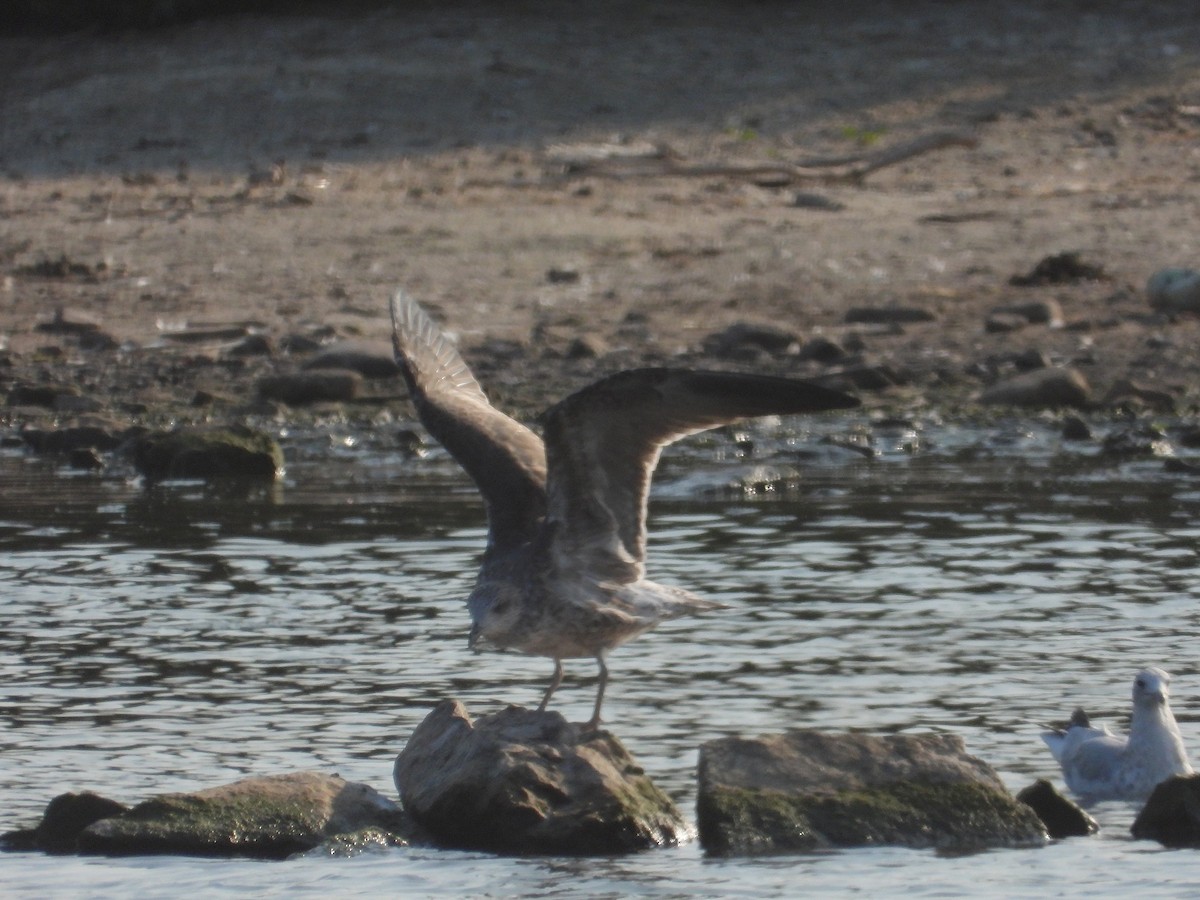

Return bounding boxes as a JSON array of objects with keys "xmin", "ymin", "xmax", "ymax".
[
  {"xmin": 67, "ymin": 447, "xmax": 104, "ymax": 471},
  {"xmin": 796, "ymin": 336, "xmax": 847, "ymax": 365},
  {"xmin": 1061, "ymin": 415, "xmax": 1093, "ymax": 441},
  {"xmin": 1103, "ymin": 378, "xmax": 1176, "ymax": 413},
  {"xmin": 703, "ymin": 322, "xmax": 798, "ymax": 358},
  {"xmin": 1100, "ymin": 424, "xmax": 1173, "ymax": 459},
  {"xmin": 990, "ymin": 299, "xmax": 1065, "ymax": 327},
  {"xmin": 1012, "ymin": 348, "xmax": 1051, "ymax": 371},
  {"xmin": 303, "ymin": 341, "xmax": 400, "ymax": 378},
  {"xmin": 279, "ymin": 333, "xmax": 323, "ymax": 354},
  {"xmin": 226, "ymin": 333, "xmax": 273, "ymax": 357},
  {"xmin": 978, "ymin": 367, "xmax": 1091, "ymax": 408},
  {"xmin": 566, "ymin": 333, "xmax": 608, "ymax": 359},
  {"xmin": 844, "ymin": 306, "xmax": 936, "ymax": 325},
  {"xmin": 792, "ymin": 192, "xmax": 845, "ymax": 211},
  {"xmin": 35, "ymin": 307, "xmax": 104, "ymax": 335},
  {"xmin": 7, "ymin": 383, "xmax": 76, "ymax": 408},
  {"xmin": 1016, "ymin": 780, "xmax": 1098, "ymax": 839},
  {"xmin": 1146, "ymin": 268, "xmax": 1200, "ymax": 314},
  {"xmin": 1010, "ymin": 252, "xmax": 1107, "ymax": 286},
  {"xmin": 818, "ymin": 364, "xmax": 895, "ymax": 392},
  {"xmin": 985, "ymin": 313, "xmax": 1028, "ymax": 333},
  {"xmin": 546, "ymin": 267, "xmax": 581, "ymax": 284},
  {"xmin": 257, "ymin": 370, "xmax": 361, "ymax": 405}
]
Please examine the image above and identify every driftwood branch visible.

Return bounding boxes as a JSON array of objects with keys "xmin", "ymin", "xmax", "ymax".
[{"xmin": 545, "ymin": 131, "xmax": 978, "ymax": 186}]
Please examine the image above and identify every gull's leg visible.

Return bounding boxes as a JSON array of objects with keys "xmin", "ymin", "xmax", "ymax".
[
  {"xmin": 537, "ymin": 658, "xmax": 564, "ymax": 712},
  {"xmin": 584, "ymin": 653, "xmax": 609, "ymax": 732}
]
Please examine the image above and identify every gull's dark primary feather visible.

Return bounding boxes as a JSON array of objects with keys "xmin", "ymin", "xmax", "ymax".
[
  {"xmin": 390, "ymin": 293, "xmax": 546, "ymax": 554},
  {"xmin": 542, "ymin": 368, "xmax": 859, "ymax": 585},
  {"xmin": 389, "ymin": 289, "xmax": 860, "ymax": 729}
]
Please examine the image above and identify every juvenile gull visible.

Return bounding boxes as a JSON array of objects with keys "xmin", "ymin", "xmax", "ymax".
[
  {"xmin": 389, "ymin": 291, "xmax": 859, "ymax": 729},
  {"xmin": 1042, "ymin": 667, "xmax": 1193, "ymax": 802}
]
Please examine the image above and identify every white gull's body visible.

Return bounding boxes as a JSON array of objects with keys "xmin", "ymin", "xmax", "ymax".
[
  {"xmin": 388, "ymin": 291, "xmax": 859, "ymax": 729},
  {"xmin": 1042, "ymin": 667, "xmax": 1192, "ymax": 802}
]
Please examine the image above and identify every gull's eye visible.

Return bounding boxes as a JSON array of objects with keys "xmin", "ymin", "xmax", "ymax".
[{"xmin": 1136, "ymin": 678, "xmax": 1146, "ymax": 689}]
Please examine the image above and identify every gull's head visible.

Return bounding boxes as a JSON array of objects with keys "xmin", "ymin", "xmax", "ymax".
[
  {"xmin": 466, "ymin": 584, "xmax": 522, "ymax": 650},
  {"xmin": 1132, "ymin": 667, "xmax": 1172, "ymax": 708}
]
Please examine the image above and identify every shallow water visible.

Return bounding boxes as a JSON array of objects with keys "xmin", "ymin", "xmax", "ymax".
[{"xmin": 3, "ymin": 420, "xmax": 1200, "ymax": 897}]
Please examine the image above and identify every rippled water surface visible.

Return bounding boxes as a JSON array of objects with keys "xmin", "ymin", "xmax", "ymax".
[{"xmin": 3, "ymin": 422, "xmax": 1200, "ymax": 897}]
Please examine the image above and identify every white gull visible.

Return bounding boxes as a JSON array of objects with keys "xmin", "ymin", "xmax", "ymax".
[{"xmin": 1042, "ymin": 667, "xmax": 1192, "ymax": 802}]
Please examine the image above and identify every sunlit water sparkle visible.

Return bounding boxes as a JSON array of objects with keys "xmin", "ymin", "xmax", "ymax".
[{"xmin": 3, "ymin": 423, "xmax": 1200, "ymax": 897}]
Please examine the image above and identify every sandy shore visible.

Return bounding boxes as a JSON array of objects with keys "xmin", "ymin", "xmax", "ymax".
[{"xmin": 2, "ymin": 1, "xmax": 1199, "ymax": 430}]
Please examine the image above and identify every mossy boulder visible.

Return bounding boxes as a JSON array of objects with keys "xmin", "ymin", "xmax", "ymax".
[
  {"xmin": 3, "ymin": 773, "xmax": 409, "ymax": 859},
  {"xmin": 394, "ymin": 699, "xmax": 687, "ymax": 855},
  {"xmin": 130, "ymin": 426, "xmax": 283, "ymax": 481},
  {"xmin": 75, "ymin": 772, "xmax": 407, "ymax": 859},
  {"xmin": 697, "ymin": 731, "xmax": 1047, "ymax": 856}
]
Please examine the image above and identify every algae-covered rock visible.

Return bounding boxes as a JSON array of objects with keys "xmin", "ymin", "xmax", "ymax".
[
  {"xmin": 130, "ymin": 425, "xmax": 283, "ymax": 480},
  {"xmin": 697, "ymin": 730, "xmax": 1047, "ymax": 856},
  {"xmin": 74, "ymin": 772, "xmax": 408, "ymax": 859},
  {"xmin": 394, "ymin": 699, "xmax": 688, "ymax": 855}
]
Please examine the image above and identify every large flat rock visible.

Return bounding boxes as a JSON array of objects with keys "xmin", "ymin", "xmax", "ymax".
[{"xmin": 697, "ymin": 730, "xmax": 1047, "ymax": 855}]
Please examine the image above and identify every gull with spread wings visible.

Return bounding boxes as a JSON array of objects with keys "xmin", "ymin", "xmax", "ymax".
[{"xmin": 390, "ymin": 291, "xmax": 859, "ymax": 729}]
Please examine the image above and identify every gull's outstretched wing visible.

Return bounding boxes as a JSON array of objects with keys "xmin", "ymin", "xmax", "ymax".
[
  {"xmin": 540, "ymin": 368, "xmax": 859, "ymax": 584},
  {"xmin": 390, "ymin": 291, "xmax": 547, "ymax": 552}
]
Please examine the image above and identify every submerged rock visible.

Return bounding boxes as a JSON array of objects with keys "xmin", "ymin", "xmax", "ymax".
[
  {"xmin": 696, "ymin": 730, "xmax": 1046, "ymax": 856},
  {"xmin": 1131, "ymin": 775, "xmax": 1200, "ymax": 847},
  {"xmin": 1016, "ymin": 780, "xmax": 1098, "ymax": 839},
  {"xmin": 393, "ymin": 699, "xmax": 687, "ymax": 855},
  {"xmin": 129, "ymin": 426, "xmax": 283, "ymax": 481},
  {"xmin": 4, "ymin": 773, "xmax": 407, "ymax": 859}
]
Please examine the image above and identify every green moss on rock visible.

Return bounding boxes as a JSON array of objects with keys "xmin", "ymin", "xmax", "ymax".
[{"xmin": 699, "ymin": 781, "xmax": 1047, "ymax": 856}]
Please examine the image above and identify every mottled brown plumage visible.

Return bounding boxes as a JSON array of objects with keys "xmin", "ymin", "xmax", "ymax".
[{"xmin": 390, "ymin": 290, "xmax": 859, "ymax": 728}]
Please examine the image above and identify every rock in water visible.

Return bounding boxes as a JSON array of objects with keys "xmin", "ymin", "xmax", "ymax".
[
  {"xmin": 393, "ymin": 700, "xmax": 687, "ymax": 855},
  {"xmin": 697, "ymin": 730, "xmax": 1047, "ymax": 856},
  {"xmin": 1016, "ymin": 779, "xmax": 1098, "ymax": 839},
  {"xmin": 129, "ymin": 426, "xmax": 283, "ymax": 481},
  {"xmin": 74, "ymin": 772, "xmax": 407, "ymax": 859},
  {"xmin": 1131, "ymin": 775, "xmax": 1200, "ymax": 847}
]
